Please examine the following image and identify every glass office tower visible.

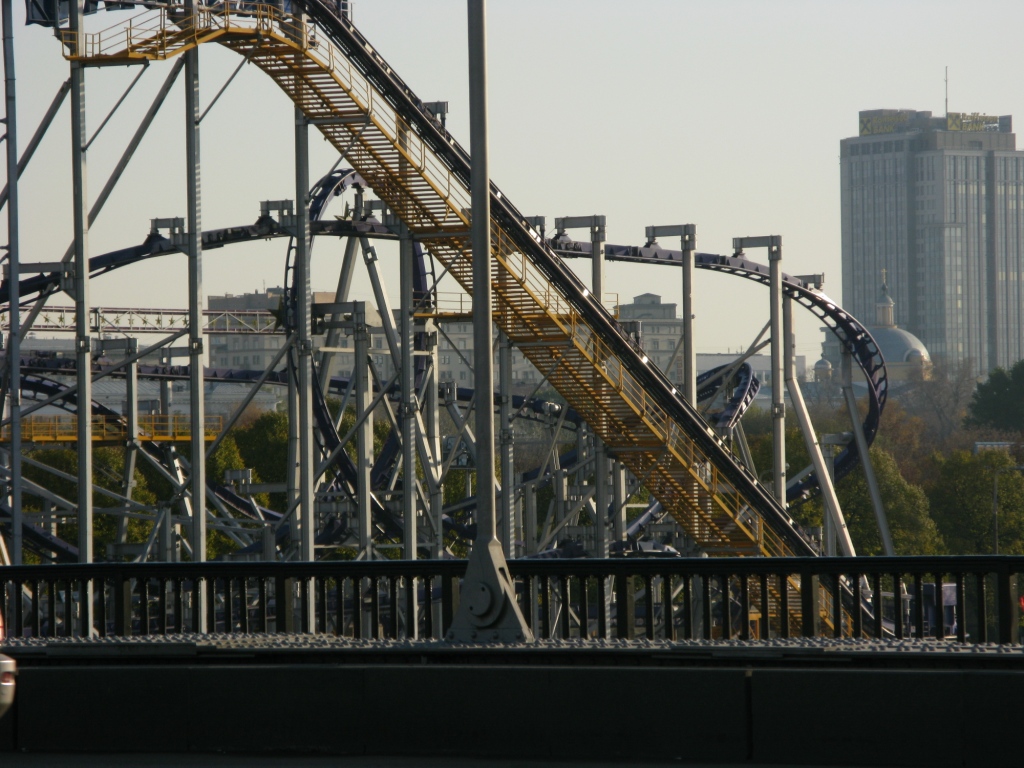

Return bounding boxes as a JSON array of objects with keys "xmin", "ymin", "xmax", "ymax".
[{"xmin": 840, "ymin": 109, "xmax": 1024, "ymax": 375}]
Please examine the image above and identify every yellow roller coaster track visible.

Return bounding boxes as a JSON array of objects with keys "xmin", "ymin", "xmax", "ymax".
[{"xmin": 61, "ymin": 5, "xmax": 800, "ymax": 564}]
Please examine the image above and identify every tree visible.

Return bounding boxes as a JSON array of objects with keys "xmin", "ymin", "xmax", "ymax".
[
  {"xmin": 967, "ymin": 359, "xmax": 1024, "ymax": 432},
  {"xmin": 835, "ymin": 447, "xmax": 942, "ymax": 555},
  {"xmin": 927, "ymin": 450, "xmax": 1024, "ymax": 555}
]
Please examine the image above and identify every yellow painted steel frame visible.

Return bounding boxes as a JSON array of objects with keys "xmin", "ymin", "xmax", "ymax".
[
  {"xmin": 1, "ymin": 414, "xmax": 222, "ymax": 443},
  {"xmin": 60, "ymin": 6, "xmax": 799, "ymax": 565}
]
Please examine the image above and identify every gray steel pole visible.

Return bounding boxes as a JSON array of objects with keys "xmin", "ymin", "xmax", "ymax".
[
  {"xmin": 400, "ymin": 233, "xmax": 419, "ymax": 634},
  {"xmin": 591, "ymin": 223, "xmax": 609, "ymax": 558},
  {"xmin": 70, "ymin": 0, "xmax": 93, "ymax": 564},
  {"xmin": 469, "ymin": 0, "xmax": 495, "ymax": 547},
  {"xmin": 784, "ymin": 297, "xmax": 855, "ymax": 557},
  {"xmin": 681, "ymin": 228, "xmax": 696, "ymax": 405},
  {"xmin": 319, "ymin": 234, "xmax": 360, "ymax": 390},
  {"xmin": 354, "ymin": 305, "xmax": 372, "ymax": 559},
  {"xmin": 448, "ymin": 0, "xmax": 532, "ymax": 642},
  {"xmin": 840, "ymin": 349, "xmax": 894, "ymax": 556},
  {"xmin": 425, "ymin": 322, "xmax": 444, "ymax": 558},
  {"xmin": 2, "ymin": 0, "xmax": 22, "ymax": 564},
  {"xmin": 295, "ymin": 108, "xmax": 315, "ymax": 564},
  {"xmin": 69, "ymin": 0, "xmax": 94, "ymax": 635},
  {"xmin": 399, "ymin": 233, "xmax": 417, "ymax": 560},
  {"xmin": 499, "ymin": 332, "xmax": 514, "ymax": 557},
  {"xmin": 768, "ymin": 239, "xmax": 786, "ymax": 505},
  {"xmin": 185, "ymin": 46, "xmax": 207, "ymax": 584}
]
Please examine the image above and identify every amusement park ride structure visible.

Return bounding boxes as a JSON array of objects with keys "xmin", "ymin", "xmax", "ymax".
[{"xmin": 0, "ymin": 0, "xmax": 895, "ymax": 609}]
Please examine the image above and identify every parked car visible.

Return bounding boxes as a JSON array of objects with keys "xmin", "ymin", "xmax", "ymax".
[{"xmin": 0, "ymin": 608, "xmax": 16, "ymax": 719}]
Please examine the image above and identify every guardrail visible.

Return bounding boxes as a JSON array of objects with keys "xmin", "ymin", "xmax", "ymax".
[{"xmin": 0, "ymin": 557, "xmax": 1019, "ymax": 644}]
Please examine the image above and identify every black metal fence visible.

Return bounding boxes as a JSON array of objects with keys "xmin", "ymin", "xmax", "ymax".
[{"xmin": 0, "ymin": 556, "xmax": 1020, "ymax": 644}]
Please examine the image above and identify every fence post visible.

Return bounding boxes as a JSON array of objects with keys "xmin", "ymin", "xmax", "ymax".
[
  {"xmin": 276, "ymin": 575, "xmax": 296, "ymax": 634},
  {"xmin": 997, "ymin": 567, "xmax": 1019, "ymax": 645},
  {"xmin": 615, "ymin": 573, "xmax": 635, "ymax": 639},
  {"xmin": 114, "ymin": 573, "xmax": 132, "ymax": 637},
  {"xmin": 801, "ymin": 572, "xmax": 820, "ymax": 638}
]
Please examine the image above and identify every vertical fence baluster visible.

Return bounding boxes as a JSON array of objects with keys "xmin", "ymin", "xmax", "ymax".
[
  {"xmin": 682, "ymin": 574, "xmax": 692, "ymax": 640},
  {"xmin": 832, "ymin": 575, "xmax": 843, "ymax": 639},
  {"xmin": 173, "ymin": 579, "xmax": 183, "ymax": 634},
  {"xmin": 596, "ymin": 574, "xmax": 607, "ymax": 640},
  {"xmin": 739, "ymin": 574, "xmax": 750, "ymax": 641},
  {"xmin": 644, "ymin": 575, "xmax": 654, "ymax": 641},
  {"xmin": 801, "ymin": 572, "xmax": 819, "ymax": 638},
  {"xmin": 955, "ymin": 572, "xmax": 966, "ymax": 644},
  {"xmin": 560, "ymin": 576, "xmax": 571, "ymax": 640},
  {"xmin": 701, "ymin": 572, "xmax": 712, "ymax": 640},
  {"xmin": 913, "ymin": 573, "xmax": 924, "ymax": 639},
  {"xmin": 318, "ymin": 577, "xmax": 328, "ymax": 636},
  {"xmin": 721, "ymin": 576, "xmax": 731, "ymax": 640},
  {"xmin": 257, "ymin": 576, "xmax": 267, "ymax": 634},
  {"xmin": 934, "ymin": 572, "xmax": 945, "ymax": 640},
  {"xmin": 996, "ymin": 565, "xmax": 1019, "ymax": 645},
  {"xmin": 30, "ymin": 580, "xmax": 40, "ymax": 638},
  {"xmin": 758, "ymin": 572, "xmax": 769, "ymax": 640},
  {"xmin": 892, "ymin": 573, "xmax": 904, "ymax": 640},
  {"xmin": 240, "ymin": 578, "xmax": 250, "ymax": 634},
  {"xmin": 422, "ymin": 575, "xmax": 432, "ymax": 640},
  {"xmin": 662, "ymin": 573, "xmax": 674, "ymax": 641},
  {"xmin": 388, "ymin": 576, "xmax": 398, "ymax": 639},
  {"xmin": 47, "ymin": 579, "xmax": 56, "ymax": 638},
  {"xmin": 579, "ymin": 576, "xmax": 589, "ymax": 640},
  {"xmin": 975, "ymin": 572, "xmax": 987, "ymax": 644},
  {"xmin": 541, "ymin": 575, "xmax": 551, "ymax": 640},
  {"xmin": 158, "ymin": 577, "xmax": 168, "ymax": 636},
  {"xmin": 872, "ymin": 572, "xmax": 882, "ymax": 640},
  {"xmin": 141, "ymin": 578, "xmax": 151, "ymax": 636},
  {"xmin": 370, "ymin": 576, "xmax": 380, "ymax": 640},
  {"xmin": 851, "ymin": 574, "xmax": 862, "ymax": 638}
]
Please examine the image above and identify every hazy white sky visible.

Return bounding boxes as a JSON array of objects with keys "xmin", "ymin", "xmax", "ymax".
[{"xmin": 3, "ymin": 0, "xmax": 1024, "ymax": 360}]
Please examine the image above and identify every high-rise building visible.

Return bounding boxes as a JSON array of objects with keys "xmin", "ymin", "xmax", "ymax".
[{"xmin": 840, "ymin": 109, "xmax": 1024, "ymax": 374}]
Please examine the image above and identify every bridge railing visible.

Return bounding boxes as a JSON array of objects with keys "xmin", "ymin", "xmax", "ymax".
[{"xmin": 0, "ymin": 557, "xmax": 1019, "ymax": 644}]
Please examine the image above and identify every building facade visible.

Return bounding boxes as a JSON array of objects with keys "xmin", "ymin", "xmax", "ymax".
[{"xmin": 841, "ymin": 109, "xmax": 1024, "ymax": 375}]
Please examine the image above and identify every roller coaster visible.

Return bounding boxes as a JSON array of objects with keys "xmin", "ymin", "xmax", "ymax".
[{"xmin": 0, "ymin": 0, "xmax": 892, "ymax": 625}]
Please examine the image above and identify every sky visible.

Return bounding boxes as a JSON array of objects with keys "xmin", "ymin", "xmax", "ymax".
[{"xmin": 3, "ymin": 0, "xmax": 1024, "ymax": 362}]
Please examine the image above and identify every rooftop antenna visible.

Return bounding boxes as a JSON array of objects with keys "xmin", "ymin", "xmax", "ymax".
[{"xmin": 945, "ymin": 66, "xmax": 948, "ymax": 116}]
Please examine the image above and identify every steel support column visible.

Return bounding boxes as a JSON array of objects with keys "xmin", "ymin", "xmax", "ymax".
[
  {"xmin": 425, "ymin": 321, "xmax": 444, "ymax": 558},
  {"xmin": 768, "ymin": 242, "xmax": 785, "ymax": 505},
  {"xmin": 784, "ymin": 297, "xmax": 855, "ymax": 557},
  {"xmin": 184, "ymin": 46, "xmax": 207, "ymax": 591},
  {"xmin": 294, "ymin": 108, "xmax": 315, "ymax": 565},
  {"xmin": 735, "ymin": 236, "xmax": 785, "ymax": 505},
  {"xmin": 2, "ymin": 0, "xmax": 22, "ymax": 563},
  {"xmin": 354, "ymin": 304, "xmax": 372, "ymax": 559},
  {"xmin": 499, "ymin": 332, "xmax": 514, "ymax": 558},
  {"xmin": 399, "ymin": 233, "xmax": 418, "ymax": 635},
  {"xmin": 448, "ymin": 0, "xmax": 532, "ymax": 642},
  {"xmin": 591, "ymin": 222, "xmax": 609, "ymax": 559},
  {"xmin": 69, "ymin": 0, "xmax": 94, "ymax": 608},
  {"xmin": 841, "ymin": 349, "xmax": 894, "ymax": 556}
]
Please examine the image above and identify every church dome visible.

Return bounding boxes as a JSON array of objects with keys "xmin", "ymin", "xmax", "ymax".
[{"xmin": 870, "ymin": 326, "xmax": 931, "ymax": 364}]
